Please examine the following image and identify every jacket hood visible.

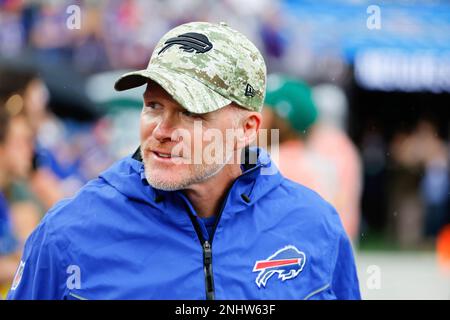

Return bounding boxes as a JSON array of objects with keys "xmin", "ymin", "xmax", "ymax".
[{"xmin": 98, "ymin": 148, "xmax": 156, "ymax": 205}]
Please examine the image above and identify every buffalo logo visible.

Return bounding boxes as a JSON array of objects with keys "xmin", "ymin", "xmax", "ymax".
[
  {"xmin": 253, "ymin": 245, "xmax": 306, "ymax": 288},
  {"xmin": 158, "ymin": 32, "xmax": 213, "ymax": 55}
]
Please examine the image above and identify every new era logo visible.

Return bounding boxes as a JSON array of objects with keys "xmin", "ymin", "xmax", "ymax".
[{"xmin": 245, "ymin": 83, "xmax": 255, "ymax": 97}]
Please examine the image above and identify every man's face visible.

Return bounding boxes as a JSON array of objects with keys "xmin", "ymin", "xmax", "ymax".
[
  {"xmin": 140, "ymin": 81, "xmax": 241, "ymax": 191},
  {"xmin": 1, "ymin": 116, "xmax": 34, "ymax": 179}
]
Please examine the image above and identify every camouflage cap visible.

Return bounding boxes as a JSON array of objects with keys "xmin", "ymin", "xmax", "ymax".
[{"xmin": 114, "ymin": 21, "xmax": 266, "ymax": 113}]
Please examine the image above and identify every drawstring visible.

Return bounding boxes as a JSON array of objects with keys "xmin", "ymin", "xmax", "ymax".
[
  {"xmin": 240, "ymin": 193, "xmax": 251, "ymax": 203},
  {"xmin": 240, "ymin": 175, "xmax": 257, "ymax": 204}
]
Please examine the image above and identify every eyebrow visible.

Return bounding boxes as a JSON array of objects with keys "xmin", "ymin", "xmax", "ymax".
[{"xmin": 142, "ymin": 94, "xmax": 193, "ymax": 114}]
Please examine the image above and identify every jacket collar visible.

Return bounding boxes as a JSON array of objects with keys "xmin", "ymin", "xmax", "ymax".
[{"xmin": 130, "ymin": 145, "xmax": 283, "ymax": 218}]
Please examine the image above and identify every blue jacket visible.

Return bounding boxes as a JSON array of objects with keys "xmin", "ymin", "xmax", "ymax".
[{"xmin": 8, "ymin": 148, "xmax": 360, "ymax": 300}]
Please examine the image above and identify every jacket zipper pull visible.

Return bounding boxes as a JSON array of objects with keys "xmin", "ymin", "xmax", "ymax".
[{"xmin": 203, "ymin": 240, "xmax": 215, "ymax": 300}]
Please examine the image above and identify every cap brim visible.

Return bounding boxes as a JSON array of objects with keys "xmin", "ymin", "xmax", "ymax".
[{"xmin": 114, "ymin": 66, "xmax": 231, "ymax": 114}]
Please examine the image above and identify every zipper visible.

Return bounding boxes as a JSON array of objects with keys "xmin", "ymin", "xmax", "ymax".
[
  {"xmin": 203, "ymin": 240, "xmax": 214, "ymax": 300},
  {"xmin": 184, "ymin": 202, "xmax": 215, "ymax": 300},
  {"xmin": 182, "ymin": 163, "xmax": 262, "ymax": 300}
]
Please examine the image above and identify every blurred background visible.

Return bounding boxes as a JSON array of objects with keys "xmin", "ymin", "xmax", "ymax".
[{"xmin": 0, "ymin": 0, "xmax": 449, "ymax": 299}]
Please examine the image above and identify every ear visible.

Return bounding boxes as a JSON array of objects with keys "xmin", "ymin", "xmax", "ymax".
[{"xmin": 236, "ymin": 112, "xmax": 262, "ymax": 149}]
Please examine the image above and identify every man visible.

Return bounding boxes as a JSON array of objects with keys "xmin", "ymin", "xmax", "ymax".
[
  {"xmin": 8, "ymin": 22, "xmax": 360, "ymax": 300},
  {"xmin": 0, "ymin": 105, "xmax": 36, "ymax": 298},
  {"xmin": 263, "ymin": 76, "xmax": 362, "ymax": 243},
  {"xmin": 310, "ymin": 84, "xmax": 363, "ymax": 243}
]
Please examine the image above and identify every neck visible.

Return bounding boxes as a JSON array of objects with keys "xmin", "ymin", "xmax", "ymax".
[{"xmin": 184, "ymin": 163, "xmax": 242, "ymax": 218}]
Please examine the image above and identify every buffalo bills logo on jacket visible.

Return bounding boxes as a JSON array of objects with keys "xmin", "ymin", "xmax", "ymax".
[
  {"xmin": 253, "ymin": 245, "xmax": 306, "ymax": 288},
  {"xmin": 158, "ymin": 32, "xmax": 213, "ymax": 55}
]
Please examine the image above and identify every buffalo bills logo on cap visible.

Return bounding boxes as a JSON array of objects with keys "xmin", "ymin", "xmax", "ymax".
[
  {"xmin": 253, "ymin": 245, "xmax": 306, "ymax": 288},
  {"xmin": 158, "ymin": 32, "xmax": 213, "ymax": 55}
]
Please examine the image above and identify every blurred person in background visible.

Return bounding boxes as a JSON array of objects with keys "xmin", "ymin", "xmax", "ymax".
[
  {"xmin": 102, "ymin": 0, "xmax": 166, "ymax": 70},
  {"xmin": 0, "ymin": 66, "xmax": 63, "ymax": 211},
  {"xmin": 263, "ymin": 75, "xmax": 360, "ymax": 243},
  {"xmin": 0, "ymin": 64, "xmax": 113, "ymax": 297},
  {"xmin": 0, "ymin": 102, "xmax": 36, "ymax": 299},
  {"xmin": 389, "ymin": 119, "xmax": 449, "ymax": 248},
  {"xmin": 0, "ymin": 0, "xmax": 26, "ymax": 58},
  {"xmin": 72, "ymin": 2, "xmax": 110, "ymax": 74},
  {"xmin": 388, "ymin": 128, "xmax": 424, "ymax": 248},
  {"xmin": 310, "ymin": 84, "xmax": 362, "ymax": 243},
  {"xmin": 416, "ymin": 121, "xmax": 449, "ymax": 239},
  {"xmin": 262, "ymin": 75, "xmax": 321, "ymax": 196},
  {"xmin": 29, "ymin": 0, "xmax": 75, "ymax": 66},
  {"xmin": 0, "ymin": 65, "xmax": 108, "ymax": 211},
  {"xmin": 258, "ymin": 2, "xmax": 288, "ymax": 73}
]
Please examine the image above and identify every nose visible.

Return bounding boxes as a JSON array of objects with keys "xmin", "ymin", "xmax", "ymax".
[{"xmin": 152, "ymin": 113, "xmax": 177, "ymax": 142}]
